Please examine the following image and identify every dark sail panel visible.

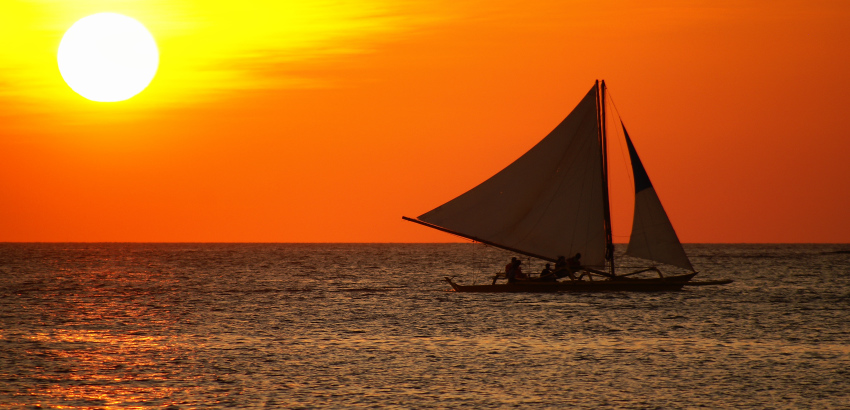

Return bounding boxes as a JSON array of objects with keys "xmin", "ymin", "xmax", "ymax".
[
  {"xmin": 623, "ymin": 125, "xmax": 653, "ymax": 193},
  {"xmin": 415, "ymin": 84, "xmax": 608, "ymax": 267},
  {"xmin": 623, "ymin": 124, "xmax": 694, "ymax": 271}
]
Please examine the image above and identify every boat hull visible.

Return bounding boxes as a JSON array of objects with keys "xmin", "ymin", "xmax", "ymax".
[{"xmin": 444, "ymin": 273, "xmax": 699, "ymax": 293}]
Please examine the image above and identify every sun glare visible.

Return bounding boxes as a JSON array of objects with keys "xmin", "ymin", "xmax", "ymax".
[{"xmin": 57, "ymin": 13, "xmax": 159, "ymax": 102}]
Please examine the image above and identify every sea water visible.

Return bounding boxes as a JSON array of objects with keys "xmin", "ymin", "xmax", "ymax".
[{"xmin": 0, "ymin": 243, "xmax": 848, "ymax": 409}]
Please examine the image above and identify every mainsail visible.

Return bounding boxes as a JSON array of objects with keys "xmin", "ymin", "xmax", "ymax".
[
  {"xmin": 412, "ymin": 84, "xmax": 608, "ymax": 267},
  {"xmin": 623, "ymin": 126, "xmax": 695, "ymax": 271}
]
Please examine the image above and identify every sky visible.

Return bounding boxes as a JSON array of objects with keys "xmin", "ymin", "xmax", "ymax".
[{"xmin": 1, "ymin": 0, "xmax": 848, "ymax": 243}]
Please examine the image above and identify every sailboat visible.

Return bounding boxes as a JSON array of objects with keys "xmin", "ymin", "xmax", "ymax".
[{"xmin": 404, "ymin": 80, "xmax": 731, "ymax": 292}]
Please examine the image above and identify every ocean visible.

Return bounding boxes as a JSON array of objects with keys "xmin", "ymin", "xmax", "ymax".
[{"xmin": 1, "ymin": 243, "xmax": 848, "ymax": 409}]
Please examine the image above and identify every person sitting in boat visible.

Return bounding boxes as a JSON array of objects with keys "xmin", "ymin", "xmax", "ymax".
[
  {"xmin": 505, "ymin": 257, "xmax": 517, "ymax": 276},
  {"xmin": 567, "ymin": 253, "xmax": 582, "ymax": 270},
  {"xmin": 504, "ymin": 258, "xmax": 526, "ymax": 283},
  {"xmin": 494, "ymin": 257, "xmax": 518, "ymax": 284},
  {"xmin": 553, "ymin": 255, "xmax": 573, "ymax": 280},
  {"xmin": 509, "ymin": 259, "xmax": 525, "ymax": 283},
  {"xmin": 515, "ymin": 260, "xmax": 527, "ymax": 280},
  {"xmin": 567, "ymin": 253, "xmax": 583, "ymax": 280},
  {"xmin": 539, "ymin": 263, "xmax": 556, "ymax": 281}
]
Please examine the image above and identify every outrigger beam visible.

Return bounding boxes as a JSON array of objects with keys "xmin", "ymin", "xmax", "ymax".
[{"xmin": 402, "ymin": 216, "xmax": 556, "ymax": 263}]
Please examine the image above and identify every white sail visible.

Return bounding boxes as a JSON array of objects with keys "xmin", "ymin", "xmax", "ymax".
[
  {"xmin": 416, "ymin": 84, "xmax": 608, "ymax": 267},
  {"xmin": 623, "ymin": 126, "xmax": 694, "ymax": 271}
]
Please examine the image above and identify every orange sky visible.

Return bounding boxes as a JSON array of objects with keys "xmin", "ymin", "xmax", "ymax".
[{"xmin": 1, "ymin": 0, "xmax": 848, "ymax": 243}]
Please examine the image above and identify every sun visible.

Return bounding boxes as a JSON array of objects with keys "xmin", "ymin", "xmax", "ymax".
[{"xmin": 57, "ymin": 13, "xmax": 159, "ymax": 102}]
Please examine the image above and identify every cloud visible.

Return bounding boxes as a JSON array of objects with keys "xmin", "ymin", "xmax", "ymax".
[{"xmin": 0, "ymin": 0, "xmax": 439, "ymax": 115}]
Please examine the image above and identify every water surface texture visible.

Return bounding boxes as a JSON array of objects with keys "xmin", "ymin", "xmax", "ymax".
[{"xmin": 1, "ymin": 243, "xmax": 848, "ymax": 408}]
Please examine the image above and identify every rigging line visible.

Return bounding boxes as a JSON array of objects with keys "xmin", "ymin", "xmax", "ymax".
[
  {"xmin": 603, "ymin": 85, "xmax": 636, "ymax": 194},
  {"xmin": 471, "ymin": 239, "xmax": 477, "ymax": 285}
]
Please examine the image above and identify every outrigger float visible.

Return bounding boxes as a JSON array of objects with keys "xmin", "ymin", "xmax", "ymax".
[{"xmin": 442, "ymin": 274, "xmax": 733, "ymax": 293}]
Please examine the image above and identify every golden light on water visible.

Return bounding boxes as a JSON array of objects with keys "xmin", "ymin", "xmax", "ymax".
[
  {"xmin": 23, "ymin": 329, "xmax": 180, "ymax": 408},
  {"xmin": 2, "ymin": 244, "xmax": 849, "ymax": 407},
  {"xmin": 12, "ymin": 271, "xmax": 186, "ymax": 409}
]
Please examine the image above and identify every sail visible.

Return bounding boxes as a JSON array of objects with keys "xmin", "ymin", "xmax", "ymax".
[
  {"xmin": 416, "ymin": 84, "xmax": 608, "ymax": 267},
  {"xmin": 623, "ymin": 126, "xmax": 694, "ymax": 271}
]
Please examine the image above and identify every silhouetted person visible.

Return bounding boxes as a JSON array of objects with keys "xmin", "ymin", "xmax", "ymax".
[
  {"xmin": 554, "ymin": 255, "xmax": 568, "ymax": 279},
  {"xmin": 566, "ymin": 253, "xmax": 582, "ymax": 280},
  {"xmin": 495, "ymin": 257, "xmax": 518, "ymax": 284},
  {"xmin": 505, "ymin": 257, "xmax": 517, "ymax": 276},
  {"xmin": 514, "ymin": 259, "xmax": 526, "ymax": 280},
  {"xmin": 506, "ymin": 258, "xmax": 523, "ymax": 283},
  {"xmin": 540, "ymin": 263, "xmax": 555, "ymax": 281},
  {"xmin": 567, "ymin": 253, "xmax": 582, "ymax": 270}
]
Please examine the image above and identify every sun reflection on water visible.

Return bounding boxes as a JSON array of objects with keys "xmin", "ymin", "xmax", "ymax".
[
  {"xmin": 18, "ymin": 328, "xmax": 185, "ymax": 408},
  {"xmin": 2, "ymin": 257, "xmax": 196, "ymax": 409},
  {"xmin": 2, "ymin": 243, "xmax": 849, "ymax": 408}
]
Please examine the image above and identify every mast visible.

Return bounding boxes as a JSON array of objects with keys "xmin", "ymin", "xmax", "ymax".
[{"xmin": 599, "ymin": 80, "xmax": 615, "ymax": 276}]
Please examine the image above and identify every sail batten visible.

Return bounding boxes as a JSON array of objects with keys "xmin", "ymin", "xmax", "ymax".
[{"xmin": 402, "ymin": 216, "xmax": 556, "ymax": 262}]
